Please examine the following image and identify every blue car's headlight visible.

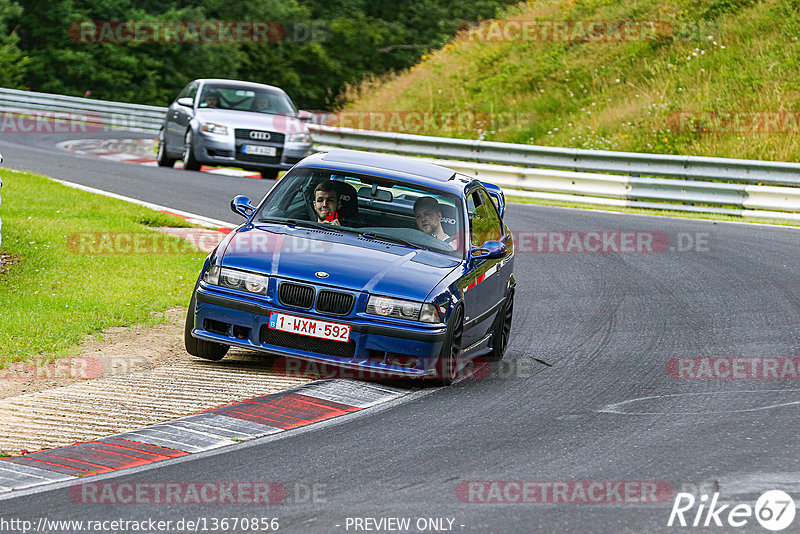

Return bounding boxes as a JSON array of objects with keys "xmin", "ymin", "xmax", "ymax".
[
  {"xmin": 205, "ymin": 266, "xmax": 268, "ymax": 296},
  {"xmin": 287, "ymin": 132, "xmax": 311, "ymax": 143},
  {"xmin": 366, "ymin": 295, "xmax": 440, "ymax": 323},
  {"xmin": 200, "ymin": 122, "xmax": 229, "ymax": 135}
]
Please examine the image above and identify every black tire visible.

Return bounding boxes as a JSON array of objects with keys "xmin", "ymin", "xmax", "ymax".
[
  {"xmin": 182, "ymin": 130, "xmax": 201, "ymax": 171},
  {"xmin": 486, "ymin": 291, "xmax": 514, "ymax": 361},
  {"xmin": 184, "ymin": 293, "xmax": 228, "ymax": 361},
  {"xmin": 156, "ymin": 129, "xmax": 176, "ymax": 167},
  {"xmin": 260, "ymin": 169, "xmax": 280, "ymax": 180},
  {"xmin": 430, "ymin": 305, "xmax": 464, "ymax": 386}
]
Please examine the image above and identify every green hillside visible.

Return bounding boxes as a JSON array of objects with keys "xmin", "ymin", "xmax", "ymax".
[{"xmin": 343, "ymin": 0, "xmax": 800, "ymax": 162}]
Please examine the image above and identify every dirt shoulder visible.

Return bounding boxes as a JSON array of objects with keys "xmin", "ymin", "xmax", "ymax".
[{"xmin": 0, "ymin": 307, "xmax": 189, "ymax": 401}]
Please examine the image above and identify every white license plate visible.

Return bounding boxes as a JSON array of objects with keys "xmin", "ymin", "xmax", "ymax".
[
  {"xmin": 268, "ymin": 312, "xmax": 351, "ymax": 342},
  {"xmin": 243, "ymin": 144, "xmax": 277, "ymax": 156}
]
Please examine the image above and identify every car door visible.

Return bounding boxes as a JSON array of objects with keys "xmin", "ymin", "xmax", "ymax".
[
  {"xmin": 166, "ymin": 82, "xmax": 198, "ymax": 147},
  {"xmin": 461, "ymin": 187, "xmax": 506, "ymax": 347}
]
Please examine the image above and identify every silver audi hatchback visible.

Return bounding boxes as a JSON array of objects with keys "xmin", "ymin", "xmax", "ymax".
[{"xmin": 157, "ymin": 78, "xmax": 314, "ymax": 179}]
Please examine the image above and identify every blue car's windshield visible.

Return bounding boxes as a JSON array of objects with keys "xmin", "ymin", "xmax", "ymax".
[
  {"xmin": 256, "ymin": 168, "xmax": 465, "ymax": 257},
  {"xmin": 198, "ymin": 85, "xmax": 297, "ymax": 115}
]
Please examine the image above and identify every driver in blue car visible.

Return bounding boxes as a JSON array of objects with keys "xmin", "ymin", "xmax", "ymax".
[
  {"xmin": 313, "ymin": 181, "xmax": 342, "ymax": 226},
  {"xmin": 414, "ymin": 196, "xmax": 457, "ymax": 248}
]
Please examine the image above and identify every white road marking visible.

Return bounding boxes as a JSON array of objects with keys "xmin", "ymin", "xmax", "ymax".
[{"xmin": 599, "ymin": 389, "xmax": 800, "ymax": 415}]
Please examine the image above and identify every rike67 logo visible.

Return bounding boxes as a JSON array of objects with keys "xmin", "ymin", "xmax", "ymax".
[{"xmin": 668, "ymin": 490, "xmax": 796, "ymax": 531}]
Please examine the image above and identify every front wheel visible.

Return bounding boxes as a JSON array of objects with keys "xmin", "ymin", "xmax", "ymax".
[
  {"xmin": 156, "ymin": 129, "xmax": 176, "ymax": 167},
  {"xmin": 260, "ymin": 169, "xmax": 279, "ymax": 180},
  {"xmin": 182, "ymin": 130, "xmax": 201, "ymax": 171},
  {"xmin": 431, "ymin": 306, "xmax": 463, "ymax": 386},
  {"xmin": 184, "ymin": 293, "xmax": 228, "ymax": 361},
  {"xmin": 486, "ymin": 291, "xmax": 514, "ymax": 362}
]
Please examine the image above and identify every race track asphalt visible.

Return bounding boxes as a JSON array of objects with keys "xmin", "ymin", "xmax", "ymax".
[{"xmin": 1, "ymin": 132, "xmax": 799, "ymax": 533}]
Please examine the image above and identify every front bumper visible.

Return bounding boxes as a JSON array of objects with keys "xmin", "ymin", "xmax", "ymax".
[
  {"xmin": 192, "ymin": 286, "xmax": 449, "ymax": 378},
  {"xmin": 195, "ymin": 131, "xmax": 312, "ymax": 170}
]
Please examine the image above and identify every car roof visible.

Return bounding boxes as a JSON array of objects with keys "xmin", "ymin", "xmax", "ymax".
[
  {"xmin": 195, "ymin": 78, "xmax": 287, "ymax": 94},
  {"xmin": 295, "ymin": 149, "xmax": 472, "ymax": 194}
]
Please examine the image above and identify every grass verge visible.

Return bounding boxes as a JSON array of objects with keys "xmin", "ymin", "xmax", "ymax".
[
  {"xmin": 344, "ymin": 0, "xmax": 800, "ymax": 162},
  {"xmin": 0, "ymin": 168, "xmax": 208, "ymax": 365}
]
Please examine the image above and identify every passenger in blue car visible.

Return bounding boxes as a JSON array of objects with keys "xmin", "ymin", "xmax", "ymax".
[
  {"xmin": 414, "ymin": 196, "xmax": 457, "ymax": 249},
  {"xmin": 313, "ymin": 180, "xmax": 342, "ymax": 225}
]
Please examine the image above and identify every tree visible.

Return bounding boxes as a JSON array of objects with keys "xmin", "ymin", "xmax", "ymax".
[{"xmin": 0, "ymin": 0, "xmax": 28, "ymax": 88}]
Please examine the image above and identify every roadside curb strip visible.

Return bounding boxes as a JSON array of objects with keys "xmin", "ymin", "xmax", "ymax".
[
  {"xmin": 56, "ymin": 139, "xmax": 263, "ymax": 179},
  {"xmin": 0, "ymin": 379, "xmax": 408, "ymax": 495}
]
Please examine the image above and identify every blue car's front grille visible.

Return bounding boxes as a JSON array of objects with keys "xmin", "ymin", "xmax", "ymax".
[
  {"xmin": 316, "ymin": 290, "xmax": 354, "ymax": 315},
  {"xmin": 278, "ymin": 282, "xmax": 314, "ymax": 309},
  {"xmin": 260, "ymin": 325, "xmax": 356, "ymax": 359}
]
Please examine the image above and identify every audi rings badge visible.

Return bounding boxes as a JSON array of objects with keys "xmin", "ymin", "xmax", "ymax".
[{"xmin": 249, "ymin": 131, "xmax": 272, "ymax": 141}]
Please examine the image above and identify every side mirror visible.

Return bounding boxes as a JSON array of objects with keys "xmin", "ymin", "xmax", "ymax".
[
  {"xmin": 470, "ymin": 240, "xmax": 507, "ymax": 260},
  {"xmin": 297, "ymin": 110, "xmax": 312, "ymax": 122},
  {"xmin": 177, "ymin": 97, "xmax": 194, "ymax": 108},
  {"xmin": 482, "ymin": 184, "xmax": 505, "ymax": 218},
  {"xmin": 231, "ymin": 195, "xmax": 256, "ymax": 218}
]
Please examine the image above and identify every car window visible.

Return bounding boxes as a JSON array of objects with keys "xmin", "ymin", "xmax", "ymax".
[
  {"xmin": 468, "ymin": 188, "xmax": 503, "ymax": 247},
  {"xmin": 186, "ymin": 83, "xmax": 198, "ymax": 101},
  {"xmin": 176, "ymin": 82, "xmax": 197, "ymax": 100},
  {"xmin": 255, "ymin": 168, "xmax": 464, "ymax": 257},
  {"xmin": 197, "ymin": 84, "xmax": 296, "ymax": 114}
]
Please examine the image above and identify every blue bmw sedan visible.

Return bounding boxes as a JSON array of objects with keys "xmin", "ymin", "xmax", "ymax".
[{"xmin": 185, "ymin": 149, "xmax": 515, "ymax": 384}]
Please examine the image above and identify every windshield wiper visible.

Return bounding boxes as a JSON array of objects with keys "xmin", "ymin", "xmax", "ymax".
[
  {"xmin": 257, "ymin": 217, "xmax": 319, "ymax": 229},
  {"xmin": 360, "ymin": 231, "xmax": 422, "ymax": 250},
  {"xmin": 257, "ymin": 217, "xmax": 363, "ymax": 235}
]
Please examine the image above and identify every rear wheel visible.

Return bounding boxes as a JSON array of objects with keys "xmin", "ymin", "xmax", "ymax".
[
  {"xmin": 184, "ymin": 293, "xmax": 228, "ymax": 361},
  {"xmin": 486, "ymin": 291, "xmax": 514, "ymax": 362},
  {"xmin": 156, "ymin": 129, "xmax": 176, "ymax": 167},
  {"xmin": 182, "ymin": 130, "xmax": 201, "ymax": 171},
  {"xmin": 431, "ymin": 306, "xmax": 463, "ymax": 386},
  {"xmin": 260, "ymin": 169, "xmax": 279, "ymax": 180}
]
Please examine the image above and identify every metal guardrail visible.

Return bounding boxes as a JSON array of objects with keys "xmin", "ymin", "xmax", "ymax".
[
  {"xmin": 310, "ymin": 127, "xmax": 800, "ymax": 220},
  {"xmin": 0, "ymin": 87, "xmax": 798, "ymax": 220},
  {"xmin": 0, "ymin": 87, "xmax": 164, "ymax": 134},
  {"xmin": 307, "ymin": 125, "xmax": 800, "ymax": 187}
]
